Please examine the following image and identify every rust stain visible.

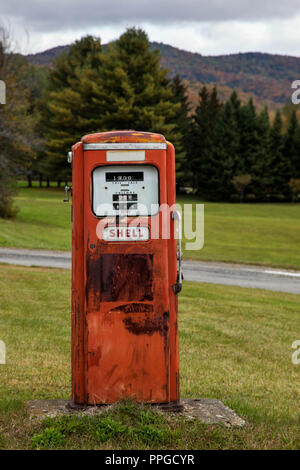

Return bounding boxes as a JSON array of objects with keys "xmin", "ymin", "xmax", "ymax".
[
  {"xmin": 100, "ymin": 254, "xmax": 153, "ymax": 302},
  {"xmin": 109, "ymin": 303, "xmax": 153, "ymax": 314},
  {"xmin": 86, "ymin": 247, "xmax": 101, "ymax": 311},
  {"xmin": 81, "ymin": 130, "xmax": 166, "ymax": 144},
  {"xmin": 86, "ymin": 248, "xmax": 154, "ymax": 307},
  {"xmin": 123, "ymin": 311, "xmax": 169, "ymax": 337}
]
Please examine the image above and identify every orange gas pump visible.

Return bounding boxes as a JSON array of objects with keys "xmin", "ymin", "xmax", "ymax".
[{"xmin": 69, "ymin": 130, "xmax": 182, "ymax": 407}]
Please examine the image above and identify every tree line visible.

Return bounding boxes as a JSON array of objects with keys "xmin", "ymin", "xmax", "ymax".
[
  {"xmin": 1, "ymin": 26, "xmax": 300, "ymax": 218},
  {"xmin": 187, "ymin": 87, "xmax": 300, "ymax": 201}
]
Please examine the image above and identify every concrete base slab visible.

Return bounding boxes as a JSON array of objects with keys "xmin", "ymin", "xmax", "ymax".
[
  {"xmin": 181, "ymin": 399, "xmax": 245, "ymax": 427},
  {"xmin": 27, "ymin": 398, "xmax": 245, "ymax": 428}
]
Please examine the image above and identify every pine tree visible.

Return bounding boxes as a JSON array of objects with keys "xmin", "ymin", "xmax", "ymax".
[
  {"xmin": 41, "ymin": 35, "xmax": 103, "ymax": 181},
  {"xmin": 42, "ymin": 29, "xmax": 185, "ymax": 181},
  {"xmin": 237, "ymin": 98, "xmax": 257, "ymax": 174},
  {"xmin": 209, "ymin": 86, "xmax": 223, "ymax": 118},
  {"xmin": 269, "ymin": 110, "xmax": 285, "ymax": 198},
  {"xmin": 170, "ymin": 75, "xmax": 190, "ymax": 186},
  {"xmin": 284, "ymin": 109, "xmax": 300, "ymax": 180},
  {"xmin": 250, "ymin": 106, "xmax": 272, "ymax": 200},
  {"xmin": 90, "ymin": 28, "xmax": 180, "ymax": 144},
  {"xmin": 190, "ymin": 86, "xmax": 211, "ymax": 192},
  {"xmin": 229, "ymin": 96, "xmax": 273, "ymax": 201},
  {"xmin": 188, "ymin": 85, "xmax": 222, "ymax": 194},
  {"xmin": 205, "ymin": 99, "xmax": 240, "ymax": 200}
]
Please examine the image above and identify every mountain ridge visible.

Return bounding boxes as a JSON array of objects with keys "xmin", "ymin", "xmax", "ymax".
[{"xmin": 25, "ymin": 41, "xmax": 300, "ymax": 109}]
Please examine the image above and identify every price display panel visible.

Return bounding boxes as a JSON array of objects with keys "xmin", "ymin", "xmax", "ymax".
[{"xmin": 93, "ymin": 165, "xmax": 159, "ymax": 216}]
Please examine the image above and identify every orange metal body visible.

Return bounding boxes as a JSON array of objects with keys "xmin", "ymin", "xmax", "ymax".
[{"xmin": 71, "ymin": 131, "xmax": 179, "ymax": 405}]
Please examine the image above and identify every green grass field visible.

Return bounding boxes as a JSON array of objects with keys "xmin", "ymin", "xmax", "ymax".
[
  {"xmin": 0, "ymin": 185, "xmax": 300, "ymax": 269},
  {"xmin": 0, "ymin": 185, "xmax": 72, "ymax": 252},
  {"xmin": 0, "ymin": 264, "xmax": 299, "ymax": 449}
]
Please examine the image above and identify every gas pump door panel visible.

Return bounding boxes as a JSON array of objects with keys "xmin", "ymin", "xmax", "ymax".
[{"xmin": 92, "ymin": 165, "xmax": 159, "ymax": 217}]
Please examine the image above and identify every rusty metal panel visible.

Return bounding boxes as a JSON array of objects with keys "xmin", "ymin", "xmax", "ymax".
[
  {"xmin": 86, "ymin": 311, "xmax": 169, "ymax": 403},
  {"xmin": 99, "ymin": 254, "xmax": 153, "ymax": 302},
  {"xmin": 71, "ymin": 142, "xmax": 86, "ymax": 404}
]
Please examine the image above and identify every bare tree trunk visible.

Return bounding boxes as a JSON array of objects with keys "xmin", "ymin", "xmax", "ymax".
[{"xmin": 27, "ymin": 176, "xmax": 32, "ymax": 188}]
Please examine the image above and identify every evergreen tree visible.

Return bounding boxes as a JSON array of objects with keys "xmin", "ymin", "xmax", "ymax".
[
  {"xmin": 170, "ymin": 74, "xmax": 190, "ymax": 186},
  {"xmin": 267, "ymin": 109, "xmax": 294, "ymax": 199},
  {"xmin": 210, "ymin": 86, "xmax": 223, "ymax": 118},
  {"xmin": 284, "ymin": 109, "xmax": 300, "ymax": 180},
  {"xmin": 188, "ymin": 85, "xmax": 222, "ymax": 194},
  {"xmin": 228, "ymin": 90, "xmax": 241, "ymax": 121},
  {"xmin": 41, "ymin": 35, "xmax": 103, "ymax": 181},
  {"xmin": 205, "ymin": 99, "xmax": 240, "ymax": 200},
  {"xmin": 237, "ymin": 98, "xmax": 257, "ymax": 175},
  {"xmin": 42, "ymin": 29, "xmax": 183, "ymax": 182},
  {"xmin": 89, "ymin": 28, "xmax": 180, "ymax": 144},
  {"xmin": 188, "ymin": 85, "xmax": 210, "ymax": 189},
  {"xmin": 250, "ymin": 106, "xmax": 272, "ymax": 200}
]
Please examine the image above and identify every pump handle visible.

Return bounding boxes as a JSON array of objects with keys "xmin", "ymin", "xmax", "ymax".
[
  {"xmin": 63, "ymin": 185, "xmax": 72, "ymax": 203},
  {"xmin": 172, "ymin": 210, "xmax": 183, "ymax": 294}
]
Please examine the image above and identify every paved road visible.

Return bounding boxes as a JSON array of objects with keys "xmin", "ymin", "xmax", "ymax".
[
  {"xmin": 182, "ymin": 260, "xmax": 300, "ymax": 294},
  {"xmin": 0, "ymin": 247, "xmax": 299, "ymax": 294}
]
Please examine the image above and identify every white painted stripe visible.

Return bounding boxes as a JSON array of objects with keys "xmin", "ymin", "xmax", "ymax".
[
  {"xmin": 107, "ymin": 150, "xmax": 145, "ymax": 161},
  {"xmin": 264, "ymin": 270, "xmax": 300, "ymax": 278}
]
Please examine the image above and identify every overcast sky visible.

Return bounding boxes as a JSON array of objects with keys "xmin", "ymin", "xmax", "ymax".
[{"xmin": 2, "ymin": 0, "xmax": 300, "ymax": 56}]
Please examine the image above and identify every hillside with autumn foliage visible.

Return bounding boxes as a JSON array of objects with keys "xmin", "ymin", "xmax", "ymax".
[{"xmin": 25, "ymin": 40, "xmax": 300, "ymax": 110}]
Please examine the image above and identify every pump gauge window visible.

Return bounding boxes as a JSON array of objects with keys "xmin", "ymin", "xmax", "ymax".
[{"xmin": 93, "ymin": 165, "xmax": 159, "ymax": 216}]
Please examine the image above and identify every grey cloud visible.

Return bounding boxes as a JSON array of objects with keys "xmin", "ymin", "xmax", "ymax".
[{"xmin": 2, "ymin": 0, "xmax": 300, "ymax": 32}]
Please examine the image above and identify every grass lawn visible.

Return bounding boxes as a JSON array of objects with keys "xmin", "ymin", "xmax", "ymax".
[
  {"xmin": 0, "ymin": 186, "xmax": 300, "ymax": 269},
  {"xmin": 180, "ymin": 195, "xmax": 300, "ymax": 269},
  {"xmin": 0, "ymin": 264, "xmax": 299, "ymax": 449},
  {"xmin": 0, "ymin": 186, "xmax": 72, "ymax": 251}
]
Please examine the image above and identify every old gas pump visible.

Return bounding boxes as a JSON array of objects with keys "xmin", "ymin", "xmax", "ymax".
[{"xmin": 69, "ymin": 130, "xmax": 182, "ymax": 407}]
